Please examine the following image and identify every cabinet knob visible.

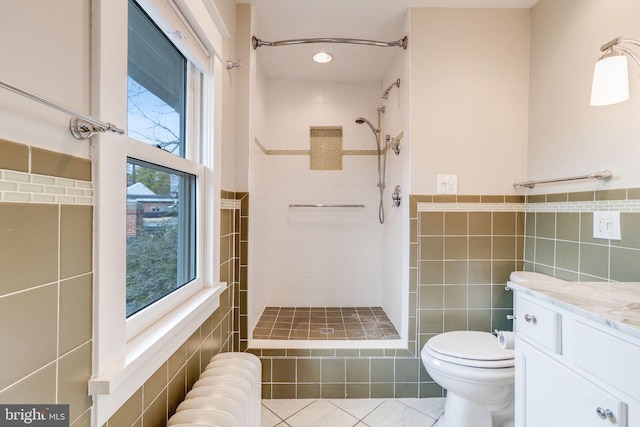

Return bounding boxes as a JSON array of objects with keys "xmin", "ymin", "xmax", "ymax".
[
  {"xmin": 596, "ymin": 407, "xmax": 614, "ymax": 420},
  {"xmin": 524, "ymin": 314, "xmax": 537, "ymax": 323}
]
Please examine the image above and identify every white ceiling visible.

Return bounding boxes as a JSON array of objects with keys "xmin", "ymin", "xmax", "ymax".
[{"xmin": 239, "ymin": 0, "xmax": 539, "ymax": 83}]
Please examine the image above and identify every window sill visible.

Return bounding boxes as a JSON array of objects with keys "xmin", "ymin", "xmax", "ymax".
[{"xmin": 89, "ymin": 283, "xmax": 225, "ymax": 396}]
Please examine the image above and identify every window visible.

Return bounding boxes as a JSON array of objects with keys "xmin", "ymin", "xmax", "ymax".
[
  {"xmin": 127, "ymin": 0, "xmax": 186, "ymax": 156},
  {"xmin": 126, "ymin": 0, "xmax": 197, "ymax": 320},
  {"xmin": 126, "ymin": 159, "xmax": 196, "ymax": 317},
  {"xmin": 91, "ymin": 0, "xmax": 224, "ymax": 422}
]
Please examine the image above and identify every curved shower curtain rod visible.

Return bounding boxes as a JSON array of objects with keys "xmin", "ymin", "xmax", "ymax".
[{"xmin": 252, "ymin": 35, "xmax": 408, "ymax": 50}]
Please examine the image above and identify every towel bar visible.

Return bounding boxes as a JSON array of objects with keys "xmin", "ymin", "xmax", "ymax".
[{"xmin": 513, "ymin": 170, "xmax": 612, "ymax": 189}]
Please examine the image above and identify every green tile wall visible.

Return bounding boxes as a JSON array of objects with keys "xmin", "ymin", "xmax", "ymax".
[
  {"xmin": 524, "ymin": 189, "xmax": 640, "ymax": 282},
  {"xmin": 0, "ymin": 138, "xmax": 29, "ymax": 172},
  {"xmin": 415, "ymin": 200, "xmax": 524, "ymax": 352},
  {"xmin": 0, "ymin": 141, "xmax": 95, "ymax": 426},
  {"xmin": 0, "ymin": 140, "xmax": 237, "ymax": 427},
  {"xmin": 219, "ymin": 191, "xmax": 249, "ymax": 352},
  {"xmin": 31, "ymin": 147, "xmax": 92, "ymax": 181}
]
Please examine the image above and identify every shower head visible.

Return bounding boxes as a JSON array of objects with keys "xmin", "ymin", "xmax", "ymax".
[
  {"xmin": 382, "ymin": 78, "xmax": 401, "ymax": 100},
  {"xmin": 355, "ymin": 117, "xmax": 379, "ymax": 134}
]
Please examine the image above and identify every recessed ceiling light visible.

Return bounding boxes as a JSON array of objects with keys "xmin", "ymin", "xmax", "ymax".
[{"xmin": 312, "ymin": 52, "xmax": 332, "ymax": 63}]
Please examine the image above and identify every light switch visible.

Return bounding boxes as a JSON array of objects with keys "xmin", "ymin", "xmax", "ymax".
[
  {"xmin": 593, "ymin": 211, "xmax": 621, "ymax": 240},
  {"xmin": 437, "ymin": 174, "xmax": 458, "ymax": 195}
]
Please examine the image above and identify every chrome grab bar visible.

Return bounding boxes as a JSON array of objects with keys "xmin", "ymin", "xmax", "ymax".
[
  {"xmin": 0, "ymin": 79, "xmax": 125, "ymax": 140},
  {"xmin": 513, "ymin": 170, "xmax": 613, "ymax": 189}
]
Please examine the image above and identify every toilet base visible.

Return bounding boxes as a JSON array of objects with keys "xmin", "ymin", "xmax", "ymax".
[{"xmin": 434, "ymin": 391, "xmax": 514, "ymax": 427}]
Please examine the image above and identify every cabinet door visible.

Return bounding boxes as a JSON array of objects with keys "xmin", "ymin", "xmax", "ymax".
[
  {"xmin": 517, "ymin": 296, "xmax": 562, "ymax": 354},
  {"xmin": 519, "ymin": 342, "xmax": 627, "ymax": 427}
]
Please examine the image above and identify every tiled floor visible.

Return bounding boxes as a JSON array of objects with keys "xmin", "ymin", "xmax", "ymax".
[
  {"xmin": 254, "ymin": 307, "xmax": 401, "ymax": 340},
  {"xmin": 261, "ymin": 398, "xmax": 445, "ymax": 427}
]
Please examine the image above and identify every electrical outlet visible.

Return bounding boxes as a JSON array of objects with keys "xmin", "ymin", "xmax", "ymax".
[
  {"xmin": 593, "ymin": 211, "xmax": 621, "ymax": 240},
  {"xmin": 437, "ymin": 174, "xmax": 458, "ymax": 194}
]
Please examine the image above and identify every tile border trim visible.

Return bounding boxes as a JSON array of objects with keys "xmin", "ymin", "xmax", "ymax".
[
  {"xmin": 254, "ymin": 138, "xmax": 390, "ymax": 157},
  {"xmin": 526, "ymin": 187, "xmax": 640, "ymax": 204},
  {"xmin": 417, "ymin": 202, "xmax": 525, "ymax": 212},
  {"xmin": 255, "ymin": 138, "xmax": 268, "ymax": 154},
  {"xmin": 526, "ymin": 199, "xmax": 640, "ymax": 213},
  {"xmin": 0, "ymin": 169, "xmax": 93, "ymax": 205},
  {"xmin": 220, "ymin": 198, "xmax": 241, "ymax": 210}
]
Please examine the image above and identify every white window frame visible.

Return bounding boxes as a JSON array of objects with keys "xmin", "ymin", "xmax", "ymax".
[
  {"xmin": 89, "ymin": 1, "xmax": 227, "ymax": 425},
  {"xmin": 125, "ymin": 55, "xmax": 202, "ymax": 338}
]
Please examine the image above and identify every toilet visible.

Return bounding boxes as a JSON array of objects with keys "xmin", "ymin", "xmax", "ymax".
[{"xmin": 421, "ymin": 331, "xmax": 515, "ymax": 427}]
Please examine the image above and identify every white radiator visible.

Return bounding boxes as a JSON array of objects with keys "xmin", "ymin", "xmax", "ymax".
[{"xmin": 167, "ymin": 352, "xmax": 262, "ymax": 427}]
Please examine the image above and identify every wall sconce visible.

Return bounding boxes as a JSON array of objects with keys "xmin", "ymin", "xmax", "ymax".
[{"xmin": 591, "ymin": 37, "xmax": 640, "ymax": 106}]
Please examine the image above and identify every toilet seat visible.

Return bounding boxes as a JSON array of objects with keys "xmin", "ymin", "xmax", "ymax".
[{"xmin": 425, "ymin": 331, "xmax": 514, "ymax": 368}]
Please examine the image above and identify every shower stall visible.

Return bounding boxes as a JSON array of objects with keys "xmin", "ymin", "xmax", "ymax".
[{"xmin": 247, "ymin": 38, "xmax": 409, "ymax": 347}]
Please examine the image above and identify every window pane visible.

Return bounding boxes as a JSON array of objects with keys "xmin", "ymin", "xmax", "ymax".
[
  {"xmin": 128, "ymin": 0, "xmax": 186, "ymax": 156},
  {"xmin": 126, "ymin": 159, "xmax": 196, "ymax": 317}
]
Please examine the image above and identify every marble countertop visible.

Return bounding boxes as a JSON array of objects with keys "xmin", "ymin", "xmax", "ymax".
[{"xmin": 507, "ymin": 271, "xmax": 640, "ymax": 341}]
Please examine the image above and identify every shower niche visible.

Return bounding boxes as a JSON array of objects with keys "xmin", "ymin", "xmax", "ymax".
[{"xmin": 309, "ymin": 127, "xmax": 343, "ymax": 171}]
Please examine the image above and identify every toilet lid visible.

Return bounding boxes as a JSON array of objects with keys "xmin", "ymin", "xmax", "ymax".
[{"xmin": 427, "ymin": 331, "xmax": 514, "ymax": 362}]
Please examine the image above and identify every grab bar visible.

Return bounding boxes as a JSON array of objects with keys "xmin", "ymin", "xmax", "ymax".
[
  {"xmin": 513, "ymin": 170, "xmax": 613, "ymax": 189},
  {"xmin": 289, "ymin": 204, "xmax": 365, "ymax": 208},
  {"xmin": 0, "ymin": 79, "xmax": 124, "ymax": 140}
]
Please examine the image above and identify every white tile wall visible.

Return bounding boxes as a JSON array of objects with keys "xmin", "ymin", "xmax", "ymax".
[
  {"xmin": 380, "ymin": 60, "xmax": 407, "ymax": 332},
  {"xmin": 257, "ymin": 81, "xmax": 390, "ymax": 310}
]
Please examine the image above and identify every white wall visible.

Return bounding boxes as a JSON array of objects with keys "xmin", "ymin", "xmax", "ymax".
[
  {"xmin": 409, "ymin": 8, "xmax": 531, "ymax": 195},
  {"xmin": 242, "ymin": 2, "xmax": 270, "ymax": 328},
  {"xmin": 218, "ymin": 0, "xmax": 237, "ymax": 190},
  {"xmin": 0, "ymin": 0, "xmax": 91, "ymax": 157},
  {"xmin": 381, "ymin": 50, "xmax": 408, "ymax": 329},
  {"xmin": 248, "ymin": 57, "xmax": 269, "ymax": 326},
  {"xmin": 233, "ymin": 3, "xmax": 253, "ymax": 192},
  {"xmin": 249, "ymin": 142, "xmax": 267, "ymax": 326},
  {"xmin": 527, "ymin": 0, "xmax": 640, "ymax": 194}
]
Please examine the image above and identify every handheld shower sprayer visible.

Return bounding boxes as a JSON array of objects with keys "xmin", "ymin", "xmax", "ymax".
[
  {"xmin": 355, "ymin": 115, "xmax": 387, "ymax": 224},
  {"xmin": 355, "ymin": 117, "xmax": 379, "ymax": 134}
]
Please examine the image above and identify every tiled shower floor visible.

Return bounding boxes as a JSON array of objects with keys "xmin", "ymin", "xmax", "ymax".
[{"xmin": 253, "ymin": 307, "xmax": 401, "ymax": 340}]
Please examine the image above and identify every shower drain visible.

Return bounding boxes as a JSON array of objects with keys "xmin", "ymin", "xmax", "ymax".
[{"xmin": 319, "ymin": 328, "xmax": 334, "ymax": 334}]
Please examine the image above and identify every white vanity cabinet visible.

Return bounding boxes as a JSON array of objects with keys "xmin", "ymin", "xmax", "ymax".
[{"xmin": 513, "ymin": 292, "xmax": 640, "ymax": 427}]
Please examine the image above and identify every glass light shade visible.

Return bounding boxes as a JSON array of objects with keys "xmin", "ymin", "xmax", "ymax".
[
  {"xmin": 312, "ymin": 52, "xmax": 332, "ymax": 63},
  {"xmin": 590, "ymin": 54, "xmax": 630, "ymax": 106}
]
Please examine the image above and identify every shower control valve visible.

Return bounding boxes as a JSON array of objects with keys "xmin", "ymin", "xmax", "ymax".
[
  {"xmin": 392, "ymin": 185, "xmax": 402, "ymax": 208},
  {"xmin": 387, "ymin": 134, "xmax": 400, "ymax": 156}
]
